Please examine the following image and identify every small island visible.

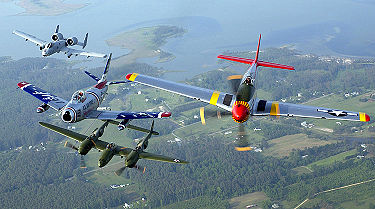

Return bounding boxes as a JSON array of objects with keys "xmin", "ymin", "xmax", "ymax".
[
  {"xmin": 3, "ymin": 0, "xmax": 87, "ymax": 16},
  {"xmin": 106, "ymin": 25, "xmax": 186, "ymax": 65}
]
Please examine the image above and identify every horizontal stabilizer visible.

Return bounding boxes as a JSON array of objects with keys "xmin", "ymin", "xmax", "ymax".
[
  {"xmin": 108, "ymin": 81, "xmax": 130, "ymax": 85},
  {"xmin": 257, "ymin": 60, "xmax": 295, "ymax": 70},
  {"xmin": 84, "ymin": 71, "xmax": 100, "ymax": 82},
  {"xmin": 218, "ymin": 55, "xmax": 295, "ymax": 70}
]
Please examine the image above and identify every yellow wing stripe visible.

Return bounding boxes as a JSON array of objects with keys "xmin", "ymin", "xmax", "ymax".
[
  {"xmin": 270, "ymin": 102, "xmax": 280, "ymax": 116},
  {"xmin": 359, "ymin": 112, "xmax": 366, "ymax": 122},
  {"xmin": 128, "ymin": 73, "xmax": 139, "ymax": 81},
  {"xmin": 209, "ymin": 91, "xmax": 220, "ymax": 105}
]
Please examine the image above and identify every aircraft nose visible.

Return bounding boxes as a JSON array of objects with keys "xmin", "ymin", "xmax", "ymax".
[
  {"xmin": 232, "ymin": 102, "xmax": 250, "ymax": 123},
  {"xmin": 98, "ymin": 160, "xmax": 104, "ymax": 167},
  {"xmin": 61, "ymin": 108, "xmax": 75, "ymax": 123}
]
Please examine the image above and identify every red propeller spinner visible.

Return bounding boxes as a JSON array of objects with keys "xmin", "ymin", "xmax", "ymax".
[{"xmin": 232, "ymin": 101, "xmax": 250, "ymax": 123}]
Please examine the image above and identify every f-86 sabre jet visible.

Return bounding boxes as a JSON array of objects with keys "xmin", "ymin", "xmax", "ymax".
[
  {"xmin": 18, "ymin": 54, "xmax": 171, "ymax": 130},
  {"xmin": 40, "ymin": 121, "xmax": 188, "ymax": 175},
  {"xmin": 13, "ymin": 25, "xmax": 107, "ymax": 58},
  {"xmin": 126, "ymin": 35, "xmax": 370, "ymax": 150}
]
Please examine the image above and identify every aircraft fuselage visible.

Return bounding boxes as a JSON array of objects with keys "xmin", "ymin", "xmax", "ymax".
[
  {"xmin": 231, "ymin": 62, "xmax": 258, "ymax": 123},
  {"xmin": 61, "ymin": 82, "xmax": 107, "ymax": 123},
  {"xmin": 42, "ymin": 40, "xmax": 67, "ymax": 57}
]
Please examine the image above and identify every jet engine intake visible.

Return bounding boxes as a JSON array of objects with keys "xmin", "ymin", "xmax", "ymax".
[
  {"xmin": 66, "ymin": 37, "xmax": 78, "ymax": 46},
  {"xmin": 61, "ymin": 108, "xmax": 76, "ymax": 123},
  {"xmin": 37, "ymin": 103, "xmax": 49, "ymax": 113},
  {"xmin": 51, "ymin": 33, "xmax": 63, "ymax": 41}
]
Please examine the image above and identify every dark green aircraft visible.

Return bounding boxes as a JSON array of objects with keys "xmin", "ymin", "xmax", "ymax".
[{"xmin": 39, "ymin": 121, "xmax": 188, "ymax": 175}]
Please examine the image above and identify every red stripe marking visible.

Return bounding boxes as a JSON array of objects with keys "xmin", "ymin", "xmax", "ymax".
[
  {"xmin": 94, "ymin": 81, "xmax": 107, "ymax": 89},
  {"xmin": 87, "ymin": 91, "xmax": 100, "ymax": 107}
]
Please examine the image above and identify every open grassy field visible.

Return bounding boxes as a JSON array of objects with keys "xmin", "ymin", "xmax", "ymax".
[
  {"xmin": 264, "ymin": 134, "xmax": 335, "ymax": 158},
  {"xmin": 301, "ymin": 180, "xmax": 375, "ymax": 209},
  {"xmin": 292, "ymin": 166, "xmax": 313, "ymax": 175},
  {"xmin": 307, "ymin": 149, "xmax": 357, "ymax": 170},
  {"xmin": 229, "ymin": 191, "xmax": 269, "ymax": 209}
]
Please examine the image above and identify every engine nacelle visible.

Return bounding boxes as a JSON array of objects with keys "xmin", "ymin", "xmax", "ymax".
[
  {"xmin": 37, "ymin": 103, "xmax": 49, "ymax": 113},
  {"xmin": 98, "ymin": 143, "xmax": 116, "ymax": 167},
  {"xmin": 143, "ymin": 140, "xmax": 148, "ymax": 150},
  {"xmin": 125, "ymin": 150, "xmax": 140, "ymax": 168},
  {"xmin": 78, "ymin": 138, "xmax": 95, "ymax": 155},
  {"xmin": 66, "ymin": 37, "xmax": 78, "ymax": 46},
  {"xmin": 118, "ymin": 119, "xmax": 130, "ymax": 131},
  {"xmin": 51, "ymin": 33, "xmax": 63, "ymax": 41}
]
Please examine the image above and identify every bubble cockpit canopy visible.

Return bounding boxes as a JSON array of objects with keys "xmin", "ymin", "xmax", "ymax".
[
  {"xmin": 71, "ymin": 90, "xmax": 86, "ymax": 103},
  {"xmin": 106, "ymin": 142, "xmax": 116, "ymax": 150}
]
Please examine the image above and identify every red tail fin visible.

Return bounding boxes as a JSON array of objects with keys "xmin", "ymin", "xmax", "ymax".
[{"xmin": 254, "ymin": 34, "xmax": 261, "ymax": 63}]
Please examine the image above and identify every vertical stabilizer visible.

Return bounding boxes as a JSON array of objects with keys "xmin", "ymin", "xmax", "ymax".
[
  {"xmin": 55, "ymin": 25, "xmax": 59, "ymax": 33},
  {"xmin": 100, "ymin": 53, "xmax": 112, "ymax": 81},
  {"xmin": 144, "ymin": 121, "xmax": 154, "ymax": 142},
  {"xmin": 254, "ymin": 34, "xmax": 261, "ymax": 63},
  {"xmin": 82, "ymin": 33, "xmax": 88, "ymax": 49}
]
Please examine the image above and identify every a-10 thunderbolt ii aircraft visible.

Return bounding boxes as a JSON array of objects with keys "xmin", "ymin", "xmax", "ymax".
[
  {"xmin": 17, "ymin": 53, "xmax": 171, "ymax": 130},
  {"xmin": 39, "ymin": 120, "xmax": 188, "ymax": 175},
  {"xmin": 13, "ymin": 25, "xmax": 107, "ymax": 58},
  {"xmin": 126, "ymin": 34, "xmax": 370, "ymax": 150}
]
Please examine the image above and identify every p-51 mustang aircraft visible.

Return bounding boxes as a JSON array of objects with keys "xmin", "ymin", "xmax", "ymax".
[
  {"xmin": 126, "ymin": 34, "xmax": 370, "ymax": 150},
  {"xmin": 18, "ymin": 53, "xmax": 171, "ymax": 130},
  {"xmin": 40, "ymin": 121, "xmax": 188, "ymax": 175},
  {"xmin": 13, "ymin": 25, "xmax": 107, "ymax": 58}
]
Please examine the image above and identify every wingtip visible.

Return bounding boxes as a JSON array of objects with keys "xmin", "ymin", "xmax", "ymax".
[
  {"xmin": 161, "ymin": 112, "xmax": 172, "ymax": 118},
  {"xmin": 360, "ymin": 112, "xmax": 370, "ymax": 122},
  {"xmin": 17, "ymin": 81, "xmax": 29, "ymax": 88},
  {"xmin": 365, "ymin": 114, "xmax": 370, "ymax": 122},
  {"xmin": 125, "ymin": 73, "xmax": 133, "ymax": 80}
]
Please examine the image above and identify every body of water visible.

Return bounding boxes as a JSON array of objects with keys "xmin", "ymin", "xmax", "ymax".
[{"xmin": 1, "ymin": 0, "xmax": 375, "ymax": 80}]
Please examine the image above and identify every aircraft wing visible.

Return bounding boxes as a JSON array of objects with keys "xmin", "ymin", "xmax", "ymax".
[
  {"xmin": 13, "ymin": 30, "xmax": 46, "ymax": 47},
  {"xmin": 252, "ymin": 98, "xmax": 370, "ymax": 122},
  {"xmin": 85, "ymin": 110, "xmax": 171, "ymax": 120},
  {"xmin": 62, "ymin": 47, "xmax": 107, "ymax": 58},
  {"xmin": 126, "ymin": 73, "xmax": 234, "ymax": 112},
  {"xmin": 17, "ymin": 81, "xmax": 68, "ymax": 111},
  {"xmin": 39, "ymin": 122, "xmax": 87, "ymax": 142},
  {"xmin": 139, "ymin": 151, "xmax": 189, "ymax": 164},
  {"xmin": 40, "ymin": 122, "xmax": 131, "ymax": 154}
]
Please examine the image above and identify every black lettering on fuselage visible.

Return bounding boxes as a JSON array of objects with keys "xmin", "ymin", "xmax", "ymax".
[{"xmin": 83, "ymin": 99, "xmax": 95, "ymax": 110}]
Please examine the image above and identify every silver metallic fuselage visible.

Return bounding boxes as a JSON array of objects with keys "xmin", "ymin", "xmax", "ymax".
[
  {"xmin": 61, "ymin": 83, "xmax": 107, "ymax": 123},
  {"xmin": 42, "ymin": 40, "xmax": 66, "ymax": 57}
]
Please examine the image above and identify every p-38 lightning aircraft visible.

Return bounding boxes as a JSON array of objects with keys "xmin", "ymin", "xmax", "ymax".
[
  {"xmin": 126, "ymin": 35, "xmax": 370, "ymax": 150},
  {"xmin": 39, "ymin": 121, "xmax": 188, "ymax": 175},
  {"xmin": 18, "ymin": 54, "xmax": 171, "ymax": 130},
  {"xmin": 13, "ymin": 25, "xmax": 107, "ymax": 58}
]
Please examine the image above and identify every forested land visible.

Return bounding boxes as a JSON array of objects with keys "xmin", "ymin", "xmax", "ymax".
[{"xmin": 0, "ymin": 46, "xmax": 375, "ymax": 208}]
